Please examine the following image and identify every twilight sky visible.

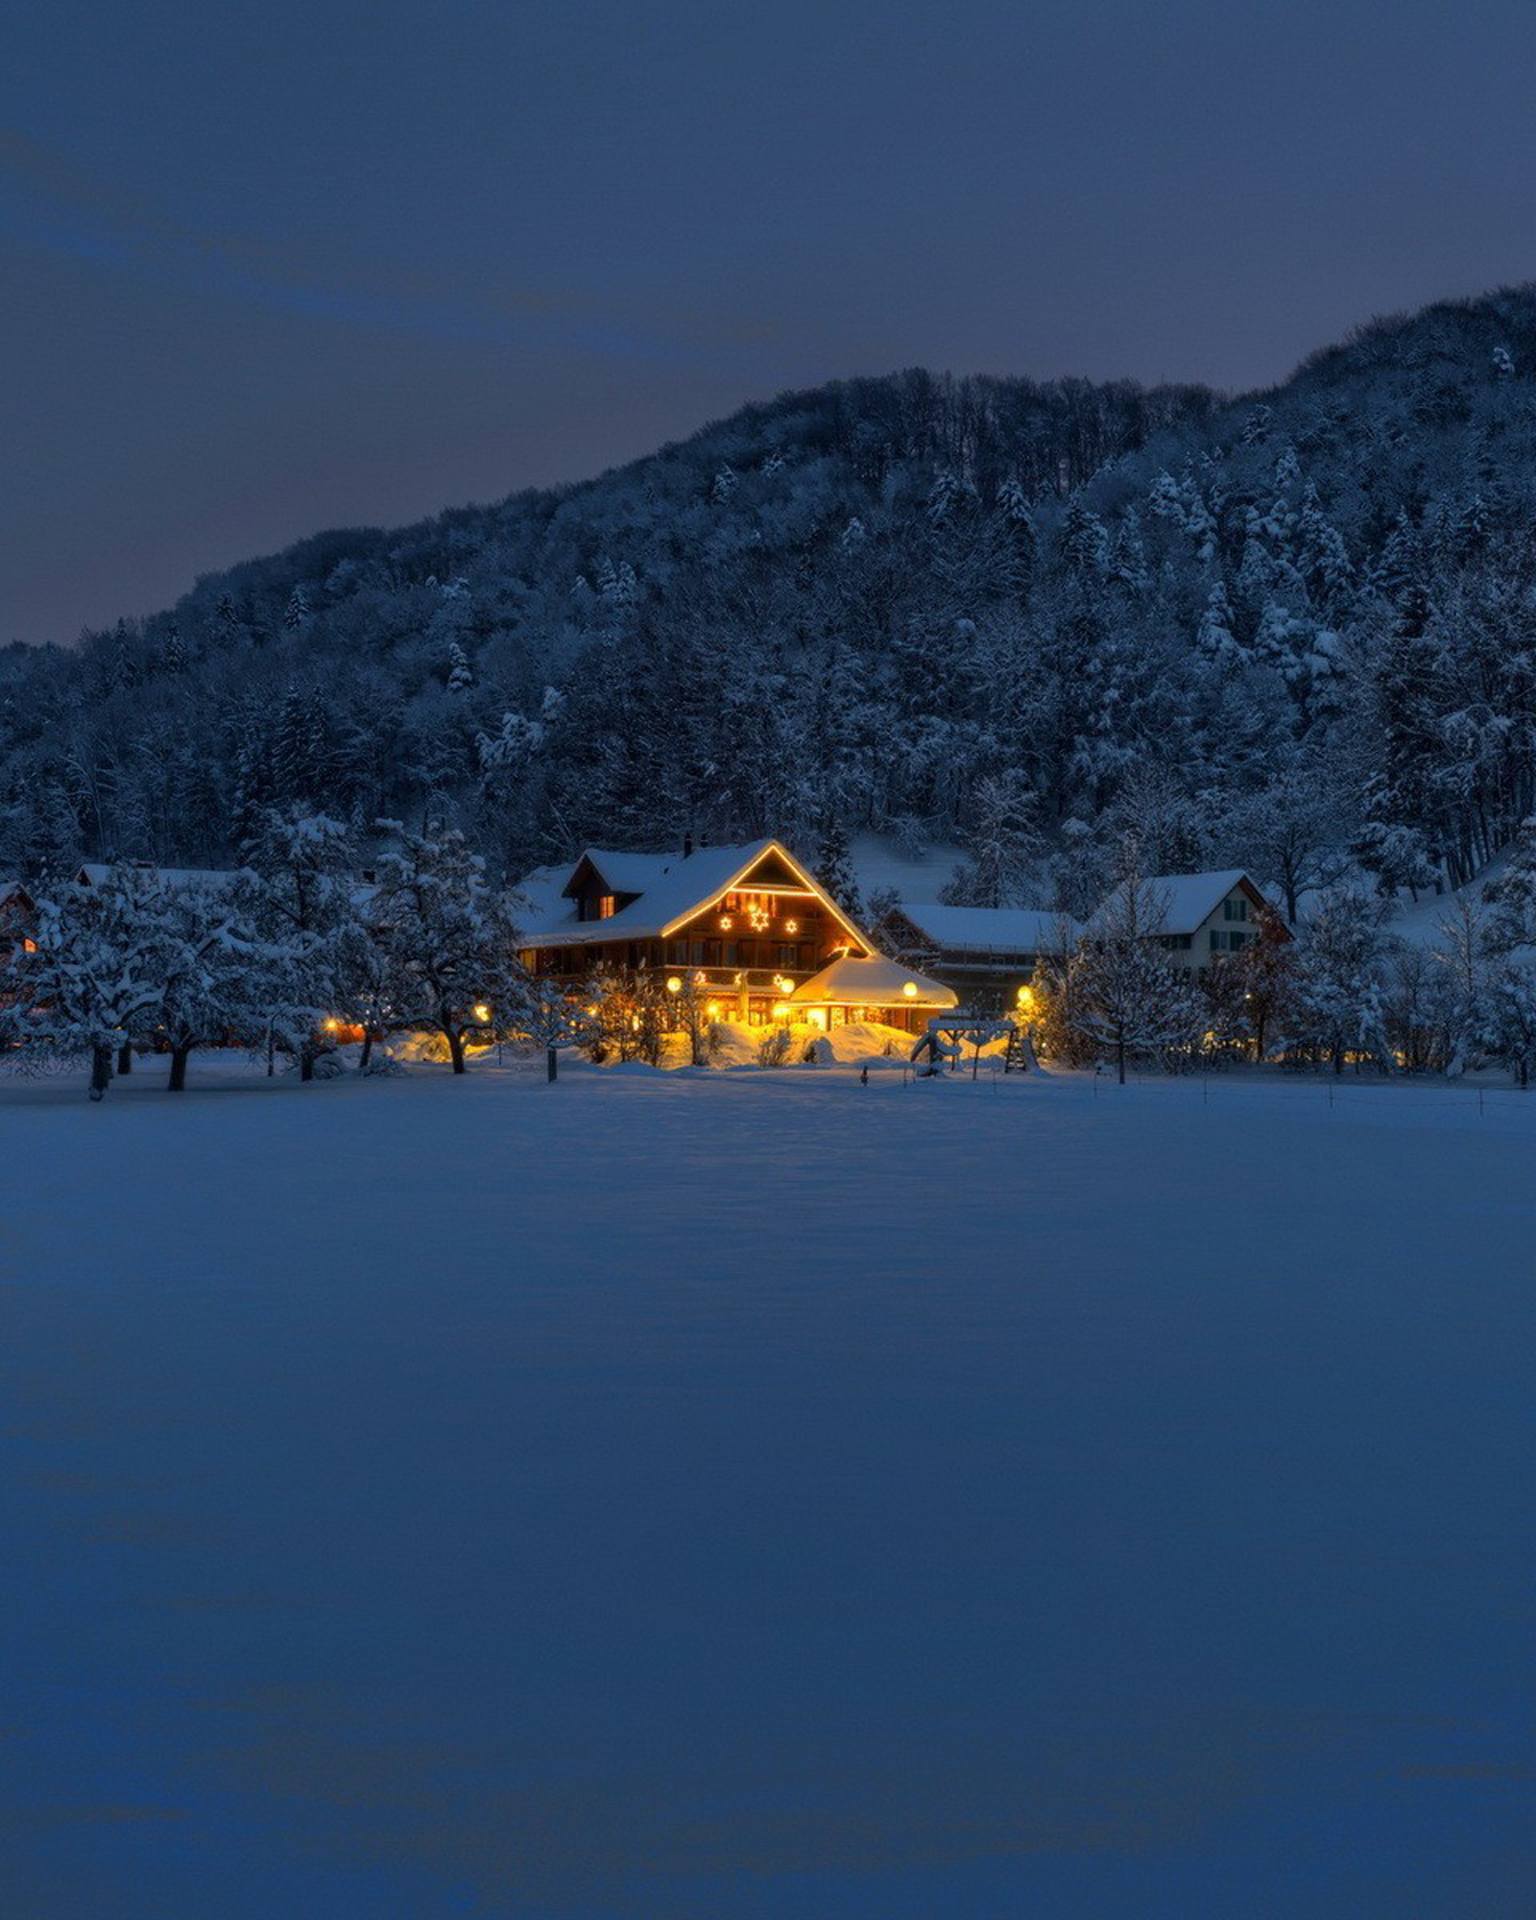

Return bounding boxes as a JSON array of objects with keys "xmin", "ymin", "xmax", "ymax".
[{"xmin": 7, "ymin": 0, "xmax": 1536, "ymax": 646}]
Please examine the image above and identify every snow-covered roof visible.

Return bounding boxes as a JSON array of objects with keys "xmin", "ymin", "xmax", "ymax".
[
  {"xmin": 1141, "ymin": 871, "xmax": 1256, "ymax": 935},
  {"xmin": 514, "ymin": 839, "xmax": 868, "ymax": 950},
  {"xmin": 568, "ymin": 848, "xmax": 677, "ymax": 897},
  {"xmin": 790, "ymin": 953, "xmax": 957, "ymax": 1010},
  {"xmin": 894, "ymin": 902, "xmax": 1077, "ymax": 956},
  {"xmin": 77, "ymin": 862, "xmax": 240, "ymax": 894}
]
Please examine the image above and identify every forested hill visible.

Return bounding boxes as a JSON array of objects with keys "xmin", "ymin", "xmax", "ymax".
[{"xmin": 8, "ymin": 284, "xmax": 1536, "ymax": 913}]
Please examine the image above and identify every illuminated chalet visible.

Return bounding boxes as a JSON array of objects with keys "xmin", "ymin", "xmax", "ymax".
[{"xmin": 515, "ymin": 838, "xmax": 954, "ymax": 1030}]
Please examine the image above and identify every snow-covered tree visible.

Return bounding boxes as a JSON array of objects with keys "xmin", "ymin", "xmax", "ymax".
[
  {"xmin": 236, "ymin": 808, "xmax": 360, "ymax": 1082},
  {"xmin": 1071, "ymin": 854, "xmax": 1201, "ymax": 1082},
  {"xmin": 1291, "ymin": 883, "xmax": 1394, "ymax": 1073},
  {"xmin": 446, "ymin": 640, "xmax": 474, "ymax": 695},
  {"xmin": 1486, "ymin": 816, "xmax": 1536, "ymax": 952},
  {"xmin": 5, "ymin": 868, "xmax": 167, "ymax": 1098},
  {"xmin": 513, "ymin": 976, "xmax": 596, "ymax": 1081},
  {"xmin": 941, "ymin": 772, "xmax": 1043, "ymax": 908},
  {"xmin": 1480, "ymin": 960, "xmax": 1536, "ymax": 1087},
  {"xmin": 367, "ymin": 823, "xmax": 524, "ymax": 1074},
  {"xmin": 148, "ymin": 879, "xmax": 260, "ymax": 1090}
]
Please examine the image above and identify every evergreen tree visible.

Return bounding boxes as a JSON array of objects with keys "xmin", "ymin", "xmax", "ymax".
[{"xmin": 812, "ymin": 815, "xmax": 862, "ymax": 919}]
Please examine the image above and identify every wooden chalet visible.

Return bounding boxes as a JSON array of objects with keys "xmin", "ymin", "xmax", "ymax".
[{"xmin": 516, "ymin": 838, "xmax": 954, "ymax": 1030}]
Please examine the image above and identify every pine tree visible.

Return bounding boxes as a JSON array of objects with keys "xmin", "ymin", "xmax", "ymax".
[
  {"xmin": 813, "ymin": 815, "xmax": 862, "ymax": 919},
  {"xmin": 446, "ymin": 640, "xmax": 474, "ymax": 695}
]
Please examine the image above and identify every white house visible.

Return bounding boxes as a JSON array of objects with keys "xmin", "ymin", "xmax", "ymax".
[{"xmin": 1140, "ymin": 871, "xmax": 1286, "ymax": 972}]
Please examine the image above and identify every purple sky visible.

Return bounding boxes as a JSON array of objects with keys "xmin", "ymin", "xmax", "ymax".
[{"xmin": 8, "ymin": 0, "xmax": 1536, "ymax": 645}]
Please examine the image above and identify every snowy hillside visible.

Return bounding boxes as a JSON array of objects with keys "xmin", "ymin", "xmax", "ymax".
[{"xmin": 6, "ymin": 285, "xmax": 1536, "ymax": 924}]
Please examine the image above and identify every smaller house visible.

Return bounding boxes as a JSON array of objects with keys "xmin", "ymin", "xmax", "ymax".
[
  {"xmin": 874, "ymin": 902, "xmax": 1079, "ymax": 1012},
  {"xmin": 1139, "ymin": 871, "xmax": 1288, "ymax": 972},
  {"xmin": 788, "ymin": 953, "xmax": 956, "ymax": 1027}
]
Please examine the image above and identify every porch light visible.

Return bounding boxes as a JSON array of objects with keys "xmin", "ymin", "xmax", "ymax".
[
  {"xmin": 902, "ymin": 981, "xmax": 918, "ymax": 998},
  {"xmin": 666, "ymin": 976, "xmax": 683, "ymax": 993},
  {"xmin": 474, "ymin": 1003, "xmax": 491, "ymax": 1023},
  {"xmin": 772, "ymin": 1002, "xmax": 792, "ymax": 1020}
]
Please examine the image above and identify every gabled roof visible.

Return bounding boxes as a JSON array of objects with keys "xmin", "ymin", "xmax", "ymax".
[
  {"xmin": 1142, "ymin": 870, "xmax": 1266, "ymax": 935},
  {"xmin": 514, "ymin": 839, "xmax": 870, "ymax": 951},
  {"xmin": 892, "ymin": 902, "xmax": 1078, "ymax": 957},
  {"xmin": 790, "ymin": 953, "xmax": 957, "ymax": 1010},
  {"xmin": 562, "ymin": 848, "xmax": 674, "ymax": 899}
]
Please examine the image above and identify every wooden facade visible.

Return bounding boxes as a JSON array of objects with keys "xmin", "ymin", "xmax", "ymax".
[
  {"xmin": 518, "ymin": 841, "xmax": 948, "ymax": 1030},
  {"xmin": 520, "ymin": 844, "xmax": 875, "ymax": 1024}
]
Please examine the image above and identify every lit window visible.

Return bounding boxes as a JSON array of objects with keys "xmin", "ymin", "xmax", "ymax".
[{"xmin": 598, "ymin": 894, "xmax": 617, "ymax": 919}]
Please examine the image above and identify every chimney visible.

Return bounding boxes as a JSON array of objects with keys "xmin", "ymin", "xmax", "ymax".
[{"xmin": 682, "ymin": 832, "xmax": 694, "ymax": 859}]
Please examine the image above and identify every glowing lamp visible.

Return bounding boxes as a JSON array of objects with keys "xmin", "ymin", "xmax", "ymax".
[
  {"xmin": 719, "ymin": 914, "xmax": 734, "ymax": 930},
  {"xmin": 666, "ymin": 976, "xmax": 682, "ymax": 994},
  {"xmin": 474, "ymin": 1003, "xmax": 491, "ymax": 1023},
  {"xmin": 323, "ymin": 1017, "xmax": 340, "ymax": 1031},
  {"xmin": 784, "ymin": 919, "xmax": 799, "ymax": 934},
  {"xmin": 902, "ymin": 981, "xmax": 918, "ymax": 998},
  {"xmin": 772, "ymin": 1002, "xmax": 792, "ymax": 1020},
  {"xmin": 706, "ymin": 1001, "xmax": 721, "ymax": 1019}
]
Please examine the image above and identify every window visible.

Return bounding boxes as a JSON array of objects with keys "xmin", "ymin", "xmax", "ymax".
[
  {"xmin": 1210, "ymin": 930, "xmax": 1225, "ymax": 951},
  {"xmin": 1160, "ymin": 933, "xmax": 1192, "ymax": 951},
  {"xmin": 775, "ymin": 942, "xmax": 797, "ymax": 967},
  {"xmin": 598, "ymin": 893, "xmax": 617, "ymax": 919},
  {"xmin": 1223, "ymin": 896, "xmax": 1248, "ymax": 922}
]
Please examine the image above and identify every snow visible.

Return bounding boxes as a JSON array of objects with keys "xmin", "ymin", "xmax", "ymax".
[
  {"xmin": 1139, "ymin": 869, "xmax": 1252, "ymax": 934},
  {"xmin": 892, "ymin": 901, "xmax": 1076, "ymax": 954},
  {"xmin": 850, "ymin": 832, "xmax": 964, "ymax": 903},
  {"xmin": 789, "ymin": 952, "xmax": 956, "ymax": 1009},
  {"xmin": 4, "ymin": 1062, "xmax": 1536, "ymax": 1916}
]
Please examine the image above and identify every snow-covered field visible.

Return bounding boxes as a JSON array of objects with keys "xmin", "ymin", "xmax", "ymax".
[{"xmin": 3, "ymin": 1060, "xmax": 1535, "ymax": 1918}]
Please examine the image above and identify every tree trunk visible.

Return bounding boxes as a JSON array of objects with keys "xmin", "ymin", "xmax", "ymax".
[
  {"xmin": 1117, "ymin": 1033, "xmax": 1126, "ymax": 1085},
  {"xmin": 300, "ymin": 1043, "xmax": 315, "ymax": 1083},
  {"xmin": 547, "ymin": 1045, "xmax": 558, "ymax": 1083},
  {"xmin": 446, "ymin": 1026, "xmax": 466, "ymax": 1075},
  {"xmin": 359, "ymin": 1029, "xmax": 374, "ymax": 1072},
  {"xmin": 116, "ymin": 1040, "xmax": 133, "ymax": 1075},
  {"xmin": 89, "ymin": 1043, "xmax": 113, "ymax": 1101},
  {"xmin": 168, "ymin": 1044, "xmax": 192, "ymax": 1092}
]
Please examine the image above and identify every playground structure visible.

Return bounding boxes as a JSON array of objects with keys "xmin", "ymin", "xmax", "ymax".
[{"xmin": 909, "ymin": 1015, "xmax": 1038, "ymax": 1078}]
